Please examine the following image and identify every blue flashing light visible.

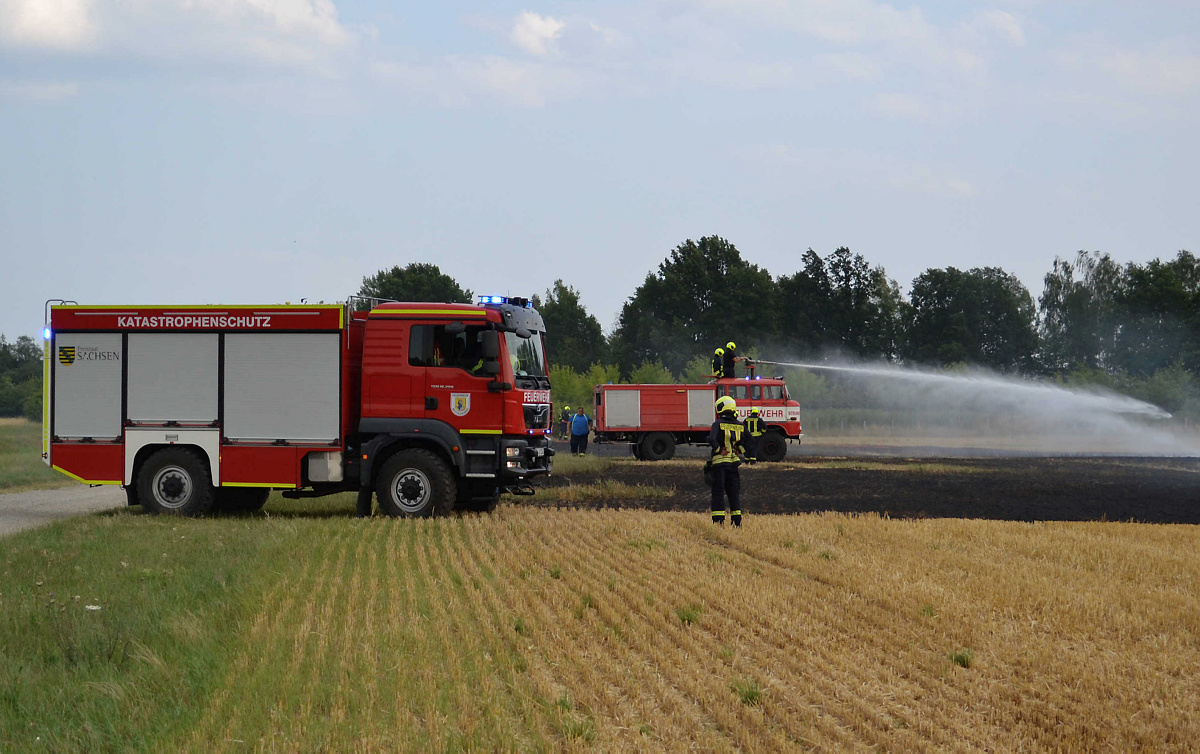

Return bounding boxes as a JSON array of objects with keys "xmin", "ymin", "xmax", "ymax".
[
  {"xmin": 43, "ymin": 327, "xmax": 51, "ymax": 340},
  {"xmin": 478, "ymin": 295, "xmax": 508, "ymax": 305}
]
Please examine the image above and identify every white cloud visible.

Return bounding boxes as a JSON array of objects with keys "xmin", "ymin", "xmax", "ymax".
[
  {"xmin": 975, "ymin": 10, "xmax": 1025, "ymax": 46},
  {"xmin": 747, "ymin": 143, "xmax": 977, "ymax": 199},
  {"xmin": 0, "ymin": 79, "xmax": 80, "ymax": 100},
  {"xmin": 0, "ymin": 0, "xmax": 97, "ymax": 50},
  {"xmin": 704, "ymin": 0, "xmax": 933, "ymax": 46},
  {"xmin": 1055, "ymin": 37, "xmax": 1200, "ymax": 97},
  {"xmin": 873, "ymin": 92, "xmax": 925, "ymax": 119},
  {"xmin": 373, "ymin": 54, "xmax": 580, "ymax": 108},
  {"xmin": 0, "ymin": 0, "xmax": 357, "ymax": 67},
  {"xmin": 511, "ymin": 11, "xmax": 564, "ymax": 56}
]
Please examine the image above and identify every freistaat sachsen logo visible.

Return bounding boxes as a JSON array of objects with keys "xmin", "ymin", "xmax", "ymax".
[{"xmin": 58, "ymin": 346, "xmax": 75, "ymax": 365}]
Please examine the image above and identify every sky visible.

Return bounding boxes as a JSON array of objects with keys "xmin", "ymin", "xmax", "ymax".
[{"xmin": 1, "ymin": 0, "xmax": 1197, "ymax": 341}]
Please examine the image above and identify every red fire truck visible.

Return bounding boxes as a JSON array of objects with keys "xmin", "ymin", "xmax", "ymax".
[
  {"xmin": 42, "ymin": 296, "xmax": 553, "ymax": 517},
  {"xmin": 592, "ymin": 373, "xmax": 803, "ymax": 461}
]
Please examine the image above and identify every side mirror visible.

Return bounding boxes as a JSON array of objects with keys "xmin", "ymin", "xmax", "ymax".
[
  {"xmin": 482, "ymin": 331, "xmax": 500, "ymax": 359},
  {"xmin": 514, "ymin": 327, "xmax": 532, "ymax": 340},
  {"xmin": 483, "ymin": 361, "xmax": 500, "ymax": 376},
  {"xmin": 445, "ymin": 321, "xmax": 466, "ymax": 335}
]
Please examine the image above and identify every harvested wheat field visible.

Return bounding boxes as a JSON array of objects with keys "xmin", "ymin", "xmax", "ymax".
[{"xmin": 172, "ymin": 507, "xmax": 1199, "ymax": 750}]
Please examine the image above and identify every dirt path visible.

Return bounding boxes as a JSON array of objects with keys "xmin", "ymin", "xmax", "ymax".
[{"xmin": 0, "ymin": 486, "xmax": 126, "ymax": 537}]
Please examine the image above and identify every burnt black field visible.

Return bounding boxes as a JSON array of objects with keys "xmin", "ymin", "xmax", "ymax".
[{"xmin": 542, "ymin": 441, "xmax": 1200, "ymax": 524}]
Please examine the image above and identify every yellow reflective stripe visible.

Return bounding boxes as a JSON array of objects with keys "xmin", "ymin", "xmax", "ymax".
[
  {"xmin": 51, "ymin": 466, "xmax": 121, "ymax": 485},
  {"xmin": 460, "ymin": 429, "xmax": 502, "ymax": 434},
  {"xmin": 731, "ymin": 510, "xmax": 742, "ymax": 516},
  {"xmin": 42, "ymin": 337, "xmax": 50, "ymax": 463},
  {"xmin": 711, "ymin": 511, "xmax": 727, "ymax": 516}
]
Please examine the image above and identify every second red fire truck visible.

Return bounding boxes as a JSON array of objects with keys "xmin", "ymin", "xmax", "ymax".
[
  {"xmin": 42, "ymin": 296, "xmax": 553, "ymax": 517},
  {"xmin": 592, "ymin": 370, "xmax": 803, "ymax": 461}
]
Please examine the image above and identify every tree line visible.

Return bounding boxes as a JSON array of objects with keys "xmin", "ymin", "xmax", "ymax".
[
  {"xmin": 360, "ymin": 240, "xmax": 1200, "ymax": 417},
  {"xmin": 4, "ymin": 241, "xmax": 1195, "ymax": 420},
  {"xmin": 0, "ymin": 336, "xmax": 42, "ymax": 420}
]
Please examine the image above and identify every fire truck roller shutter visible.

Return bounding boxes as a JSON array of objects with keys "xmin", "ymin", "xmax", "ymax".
[
  {"xmin": 605, "ymin": 390, "xmax": 641, "ymax": 428},
  {"xmin": 53, "ymin": 332, "xmax": 122, "ymax": 439},
  {"xmin": 128, "ymin": 334, "xmax": 218, "ymax": 422},
  {"xmin": 687, "ymin": 389, "xmax": 716, "ymax": 427},
  {"xmin": 224, "ymin": 333, "xmax": 340, "ymax": 443}
]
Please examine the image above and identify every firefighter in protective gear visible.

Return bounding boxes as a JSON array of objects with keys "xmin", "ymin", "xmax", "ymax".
[
  {"xmin": 559, "ymin": 405, "xmax": 572, "ymax": 440},
  {"xmin": 744, "ymin": 406, "xmax": 764, "ymax": 462},
  {"xmin": 711, "ymin": 348, "xmax": 724, "ymax": 378},
  {"xmin": 723, "ymin": 341, "xmax": 737, "ymax": 379},
  {"xmin": 707, "ymin": 395, "xmax": 746, "ymax": 526}
]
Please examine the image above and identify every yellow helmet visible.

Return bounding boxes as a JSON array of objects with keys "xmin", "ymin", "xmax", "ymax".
[
  {"xmin": 715, "ymin": 396, "xmax": 737, "ymax": 414},
  {"xmin": 714, "ymin": 347, "xmax": 724, "ymax": 356},
  {"xmin": 726, "ymin": 341, "xmax": 736, "ymax": 350},
  {"xmin": 750, "ymin": 406, "xmax": 760, "ymax": 415},
  {"xmin": 564, "ymin": 405, "xmax": 570, "ymax": 410}
]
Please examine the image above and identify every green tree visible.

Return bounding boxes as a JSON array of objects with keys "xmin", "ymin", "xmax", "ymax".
[
  {"xmin": 611, "ymin": 236, "xmax": 777, "ymax": 375},
  {"xmin": 776, "ymin": 247, "xmax": 906, "ymax": 359},
  {"xmin": 533, "ymin": 280, "xmax": 605, "ymax": 372},
  {"xmin": 358, "ymin": 263, "xmax": 472, "ymax": 304},
  {"xmin": 1111, "ymin": 251, "xmax": 1200, "ymax": 376},
  {"xmin": 628, "ymin": 360, "xmax": 674, "ymax": 384},
  {"xmin": 1039, "ymin": 251, "xmax": 1123, "ymax": 372},
  {"xmin": 906, "ymin": 267, "xmax": 1037, "ymax": 371}
]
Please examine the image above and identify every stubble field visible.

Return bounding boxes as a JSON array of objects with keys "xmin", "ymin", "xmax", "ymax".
[{"xmin": 3, "ymin": 496, "xmax": 1200, "ymax": 750}]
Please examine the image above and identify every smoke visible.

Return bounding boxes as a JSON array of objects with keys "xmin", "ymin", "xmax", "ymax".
[{"xmin": 756, "ymin": 358, "xmax": 1200, "ymax": 457}]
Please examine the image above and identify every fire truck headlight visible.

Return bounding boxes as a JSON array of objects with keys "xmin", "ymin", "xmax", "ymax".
[
  {"xmin": 506, "ymin": 460, "xmax": 521, "ymax": 469},
  {"xmin": 505, "ymin": 447, "xmax": 521, "ymax": 458}
]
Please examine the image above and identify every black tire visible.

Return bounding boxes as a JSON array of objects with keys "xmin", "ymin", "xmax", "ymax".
[
  {"xmin": 137, "ymin": 447, "xmax": 215, "ymax": 517},
  {"xmin": 640, "ymin": 432, "xmax": 675, "ymax": 461},
  {"xmin": 758, "ymin": 430, "xmax": 788, "ymax": 462},
  {"xmin": 376, "ymin": 449, "xmax": 456, "ymax": 518},
  {"xmin": 215, "ymin": 488, "xmax": 270, "ymax": 513}
]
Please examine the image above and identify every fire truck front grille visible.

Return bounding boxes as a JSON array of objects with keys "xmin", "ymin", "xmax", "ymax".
[{"xmin": 523, "ymin": 404, "xmax": 550, "ymax": 430}]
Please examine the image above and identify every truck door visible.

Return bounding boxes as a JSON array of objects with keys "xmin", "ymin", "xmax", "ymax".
[{"xmin": 414, "ymin": 324, "xmax": 504, "ymax": 434}]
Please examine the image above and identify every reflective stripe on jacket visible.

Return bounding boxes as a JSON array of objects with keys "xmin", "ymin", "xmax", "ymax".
[
  {"xmin": 709, "ymin": 418, "xmax": 745, "ymax": 464},
  {"xmin": 744, "ymin": 415, "xmax": 764, "ymax": 437}
]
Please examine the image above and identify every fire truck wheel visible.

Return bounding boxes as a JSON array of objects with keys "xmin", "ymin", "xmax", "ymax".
[
  {"xmin": 376, "ymin": 449, "xmax": 456, "ymax": 518},
  {"xmin": 758, "ymin": 430, "xmax": 788, "ymax": 462},
  {"xmin": 640, "ymin": 433, "xmax": 676, "ymax": 461},
  {"xmin": 215, "ymin": 488, "xmax": 270, "ymax": 513},
  {"xmin": 137, "ymin": 448, "xmax": 216, "ymax": 517}
]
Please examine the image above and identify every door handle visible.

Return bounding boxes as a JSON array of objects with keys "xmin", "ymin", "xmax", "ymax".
[{"xmin": 425, "ymin": 397, "xmax": 438, "ymax": 410}]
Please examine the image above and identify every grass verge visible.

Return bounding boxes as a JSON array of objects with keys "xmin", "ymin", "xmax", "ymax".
[{"xmin": 0, "ymin": 419, "xmax": 71, "ymax": 493}]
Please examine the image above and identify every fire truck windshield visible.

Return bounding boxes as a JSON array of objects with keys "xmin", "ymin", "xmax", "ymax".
[{"xmin": 506, "ymin": 332, "xmax": 547, "ymax": 378}]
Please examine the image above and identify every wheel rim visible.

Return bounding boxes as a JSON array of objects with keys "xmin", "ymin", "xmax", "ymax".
[
  {"xmin": 390, "ymin": 468, "xmax": 432, "ymax": 513},
  {"xmin": 152, "ymin": 465, "xmax": 193, "ymax": 509}
]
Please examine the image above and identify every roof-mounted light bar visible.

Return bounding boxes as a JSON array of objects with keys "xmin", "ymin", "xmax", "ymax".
[{"xmin": 477, "ymin": 295, "xmax": 534, "ymax": 309}]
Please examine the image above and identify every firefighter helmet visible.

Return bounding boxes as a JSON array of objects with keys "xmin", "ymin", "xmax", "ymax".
[
  {"xmin": 564, "ymin": 405, "xmax": 570, "ymax": 411},
  {"xmin": 714, "ymin": 347, "xmax": 724, "ymax": 356},
  {"xmin": 726, "ymin": 341, "xmax": 736, "ymax": 350},
  {"xmin": 750, "ymin": 406, "xmax": 760, "ymax": 415},
  {"xmin": 715, "ymin": 396, "xmax": 736, "ymax": 415}
]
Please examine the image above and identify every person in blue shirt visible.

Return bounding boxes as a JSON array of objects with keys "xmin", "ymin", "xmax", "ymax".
[{"xmin": 569, "ymin": 406, "xmax": 593, "ymax": 456}]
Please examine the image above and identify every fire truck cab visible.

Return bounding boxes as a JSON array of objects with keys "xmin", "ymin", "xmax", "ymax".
[{"xmin": 42, "ymin": 296, "xmax": 553, "ymax": 517}]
